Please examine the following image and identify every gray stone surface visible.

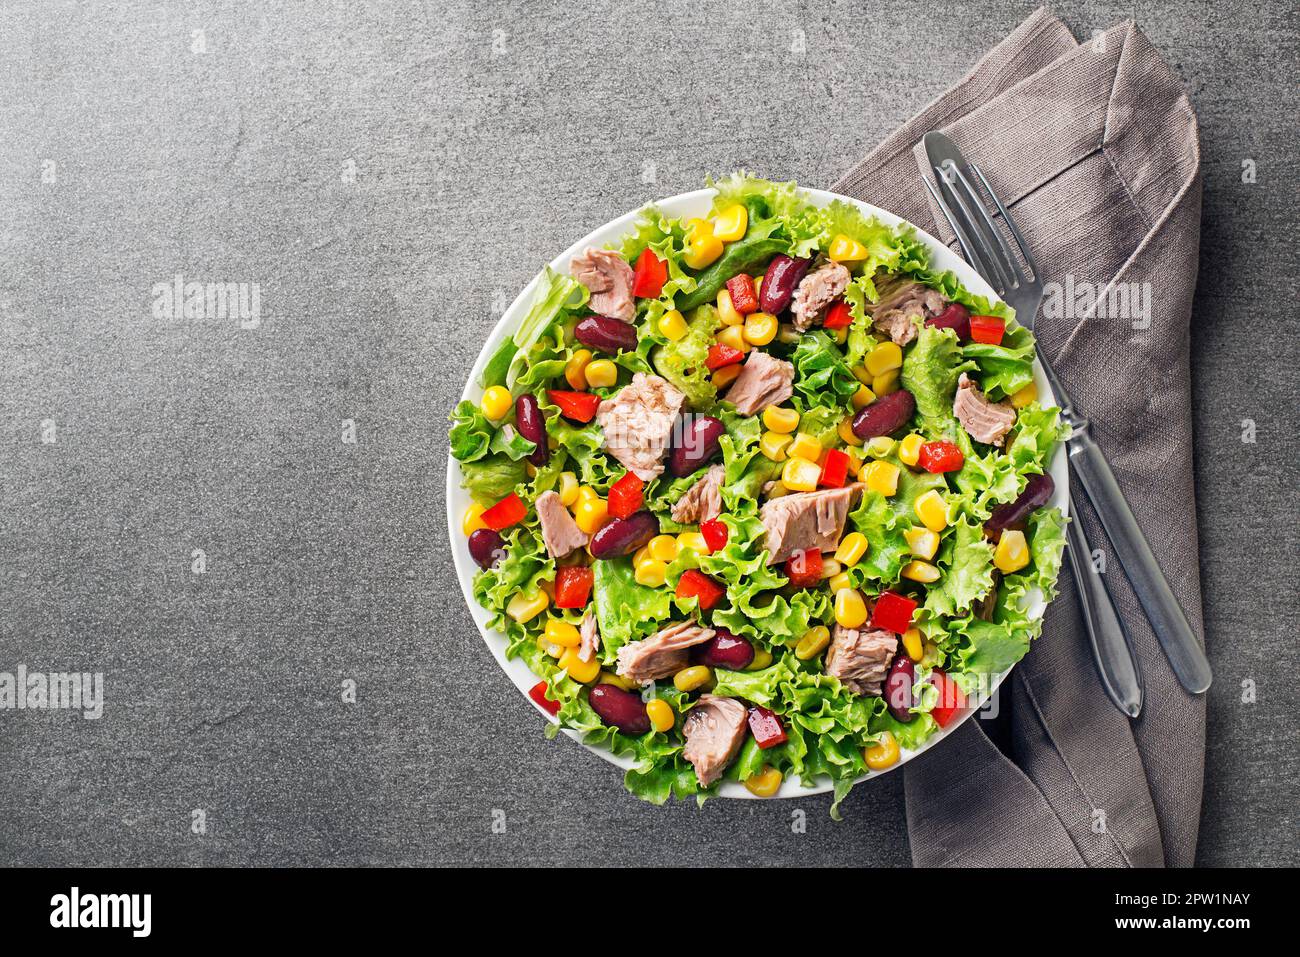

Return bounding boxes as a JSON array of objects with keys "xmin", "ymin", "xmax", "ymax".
[{"xmin": 1, "ymin": 1, "xmax": 1295, "ymax": 867}]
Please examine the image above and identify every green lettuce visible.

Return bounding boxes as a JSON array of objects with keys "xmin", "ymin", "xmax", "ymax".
[
  {"xmin": 651, "ymin": 304, "xmax": 720, "ymax": 407},
  {"xmin": 924, "ymin": 517, "xmax": 996, "ymax": 617},
  {"xmin": 792, "ymin": 331, "xmax": 859, "ymax": 409},
  {"xmin": 591, "ymin": 557, "xmax": 673, "ymax": 659}
]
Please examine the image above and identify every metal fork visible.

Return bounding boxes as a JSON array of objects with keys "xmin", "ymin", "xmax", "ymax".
[{"xmin": 922, "ymin": 131, "xmax": 1211, "ymax": 702}]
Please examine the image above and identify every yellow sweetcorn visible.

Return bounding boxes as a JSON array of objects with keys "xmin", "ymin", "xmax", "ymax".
[
  {"xmin": 507, "ymin": 590, "xmax": 549, "ymax": 625},
  {"xmin": 560, "ymin": 647, "xmax": 600, "ymax": 684},
  {"xmin": 716, "ymin": 324, "xmax": 749, "ymax": 354},
  {"xmin": 463, "ymin": 503, "xmax": 488, "ymax": 535},
  {"xmin": 574, "ymin": 498, "xmax": 610, "ymax": 535},
  {"xmin": 743, "ymin": 311, "xmax": 778, "ymax": 346},
  {"xmin": 781, "ymin": 456, "xmax": 822, "ymax": 492},
  {"xmin": 753, "ymin": 275, "xmax": 763, "ymax": 299},
  {"xmin": 904, "ymin": 526, "xmax": 940, "ymax": 560},
  {"xmin": 557, "ymin": 471, "xmax": 580, "ymax": 507},
  {"xmin": 827, "ymin": 571, "xmax": 853, "ymax": 594},
  {"xmin": 713, "ymin": 364, "xmax": 743, "ymax": 389},
  {"xmin": 746, "ymin": 648, "xmax": 773, "ymax": 671},
  {"xmin": 866, "ymin": 436, "xmax": 895, "ymax": 458},
  {"xmin": 744, "ymin": 765, "xmax": 784, "ymax": 797},
  {"xmin": 851, "ymin": 364, "xmax": 873, "ymax": 386},
  {"xmin": 787, "ymin": 432, "xmax": 822, "ymax": 462},
  {"xmin": 481, "ymin": 385, "xmax": 512, "ymax": 422},
  {"xmin": 851, "ymin": 384, "xmax": 877, "ymax": 410},
  {"xmin": 658, "ymin": 310, "xmax": 688, "ymax": 342},
  {"xmin": 765, "ymin": 481, "xmax": 791, "ymax": 499},
  {"xmin": 864, "ymin": 460, "xmax": 900, "ymax": 497},
  {"xmin": 901, "ymin": 560, "xmax": 941, "ymax": 583},
  {"xmin": 819, "ymin": 558, "xmax": 843, "ymax": 580},
  {"xmin": 833, "ymin": 327, "xmax": 848, "ymax": 345},
  {"xmin": 835, "ymin": 588, "xmax": 868, "ymax": 629},
  {"xmin": 717, "ymin": 288, "xmax": 744, "ymax": 326},
  {"xmin": 584, "ymin": 359, "xmax": 618, "ymax": 388},
  {"xmin": 599, "ymin": 670, "xmax": 637, "ymax": 691},
  {"xmin": 762, "ymin": 405, "xmax": 800, "ymax": 434},
  {"xmin": 676, "ymin": 532, "xmax": 709, "ymax": 555},
  {"xmin": 839, "ymin": 416, "xmax": 864, "ymax": 447},
  {"xmin": 828, "ymin": 233, "xmax": 869, "ymax": 263},
  {"xmin": 873, "ymin": 369, "xmax": 900, "ymax": 396},
  {"xmin": 902, "ymin": 627, "xmax": 925, "ymax": 662},
  {"xmin": 632, "ymin": 544, "xmax": 650, "ymax": 568},
  {"xmin": 635, "ymin": 559, "xmax": 668, "ymax": 588},
  {"xmin": 1010, "ymin": 380, "xmax": 1039, "ymax": 409},
  {"xmin": 673, "ymin": 665, "xmax": 713, "ymax": 693},
  {"xmin": 577, "ymin": 485, "xmax": 600, "ymax": 503},
  {"xmin": 864, "ymin": 731, "xmax": 900, "ymax": 771},
  {"xmin": 645, "ymin": 698, "xmax": 675, "ymax": 733},
  {"xmin": 543, "ymin": 618, "xmax": 582, "ymax": 648},
  {"xmin": 647, "ymin": 535, "xmax": 679, "ymax": 563},
  {"xmin": 898, "ymin": 433, "xmax": 925, "ymax": 467},
  {"xmin": 713, "ymin": 203, "xmax": 748, "ymax": 242},
  {"xmin": 684, "ymin": 232, "xmax": 723, "ymax": 269},
  {"xmin": 835, "ymin": 532, "xmax": 869, "ymax": 566},
  {"xmin": 760, "ymin": 430, "xmax": 794, "ymax": 462},
  {"xmin": 914, "ymin": 490, "xmax": 949, "ymax": 533},
  {"xmin": 795, "ymin": 625, "xmax": 831, "ymax": 660},
  {"xmin": 994, "ymin": 529, "xmax": 1031, "ymax": 573},
  {"xmin": 865, "ymin": 341, "xmax": 903, "ymax": 377},
  {"xmin": 565, "ymin": 349, "xmax": 593, "ymax": 389},
  {"xmin": 539, "ymin": 637, "xmax": 565, "ymax": 659}
]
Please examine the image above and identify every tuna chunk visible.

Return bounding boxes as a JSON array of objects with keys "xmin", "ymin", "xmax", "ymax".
[
  {"xmin": 578, "ymin": 611, "xmax": 600, "ymax": 663},
  {"xmin": 725, "ymin": 350, "xmax": 794, "ymax": 416},
  {"xmin": 759, "ymin": 485, "xmax": 863, "ymax": 564},
  {"xmin": 670, "ymin": 464, "xmax": 725, "ymax": 525},
  {"xmin": 616, "ymin": 621, "xmax": 715, "ymax": 685},
  {"xmin": 790, "ymin": 261, "xmax": 852, "ymax": 332},
  {"xmin": 535, "ymin": 490, "xmax": 588, "ymax": 559},
  {"xmin": 825, "ymin": 625, "xmax": 898, "ymax": 696},
  {"xmin": 682, "ymin": 694, "xmax": 748, "ymax": 787},
  {"xmin": 869, "ymin": 279, "xmax": 946, "ymax": 346},
  {"xmin": 953, "ymin": 372, "xmax": 1017, "ymax": 446},
  {"xmin": 570, "ymin": 247, "xmax": 636, "ymax": 322},
  {"xmin": 596, "ymin": 373, "xmax": 686, "ymax": 481}
]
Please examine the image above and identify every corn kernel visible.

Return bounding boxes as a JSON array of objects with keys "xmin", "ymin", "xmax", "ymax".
[
  {"xmin": 753, "ymin": 275, "xmax": 763, "ymax": 299},
  {"xmin": 743, "ymin": 311, "xmax": 778, "ymax": 346},
  {"xmin": 851, "ymin": 384, "xmax": 877, "ymax": 410},
  {"xmin": 902, "ymin": 628, "xmax": 925, "ymax": 662},
  {"xmin": 833, "ymin": 327, "xmax": 848, "ymax": 345},
  {"xmin": 851, "ymin": 364, "xmax": 873, "ymax": 385},
  {"xmin": 781, "ymin": 456, "xmax": 822, "ymax": 492},
  {"xmin": 904, "ymin": 526, "xmax": 940, "ymax": 560},
  {"xmin": 658, "ymin": 310, "xmax": 688, "ymax": 342},
  {"xmin": 746, "ymin": 648, "xmax": 773, "ymax": 671},
  {"xmin": 845, "ymin": 448, "xmax": 864, "ymax": 477},
  {"xmin": 560, "ymin": 647, "xmax": 600, "ymax": 684},
  {"xmin": 994, "ymin": 529, "xmax": 1031, "ymax": 573},
  {"xmin": 864, "ymin": 460, "xmax": 900, "ymax": 497},
  {"xmin": 544, "ymin": 618, "xmax": 582, "ymax": 648},
  {"xmin": 481, "ymin": 385, "xmax": 512, "ymax": 422},
  {"xmin": 647, "ymin": 535, "xmax": 679, "ymax": 563},
  {"xmin": 463, "ymin": 503, "xmax": 488, "ymax": 535},
  {"xmin": 835, "ymin": 532, "xmax": 869, "ymax": 566},
  {"xmin": 864, "ymin": 731, "xmax": 900, "ymax": 771},
  {"xmin": 574, "ymin": 498, "xmax": 610, "ymax": 535},
  {"xmin": 632, "ymin": 544, "xmax": 650, "ymax": 568},
  {"xmin": 914, "ymin": 490, "xmax": 949, "ymax": 532},
  {"xmin": 835, "ymin": 589, "xmax": 868, "ymax": 629},
  {"xmin": 828, "ymin": 571, "xmax": 853, "ymax": 594},
  {"xmin": 765, "ymin": 481, "xmax": 791, "ymax": 499},
  {"xmin": 819, "ymin": 558, "xmax": 843, "ymax": 580},
  {"xmin": 506, "ymin": 590, "xmax": 549, "ymax": 624},
  {"xmin": 599, "ymin": 670, "xmax": 637, "ymax": 691},
  {"xmin": 865, "ymin": 341, "xmax": 903, "ymax": 377},
  {"xmin": 787, "ymin": 432, "xmax": 822, "ymax": 462},
  {"xmin": 634, "ymin": 558, "xmax": 668, "ymax": 587},
  {"xmin": 795, "ymin": 625, "xmax": 831, "ymax": 660},
  {"xmin": 673, "ymin": 665, "xmax": 713, "ymax": 693},
  {"xmin": 646, "ymin": 698, "xmax": 675, "ymax": 733},
  {"xmin": 872, "ymin": 369, "xmax": 900, "ymax": 396},
  {"xmin": 577, "ymin": 485, "xmax": 600, "ymax": 503},
  {"xmin": 676, "ymin": 532, "xmax": 708, "ymax": 555},
  {"xmin": 839, "ymin": 416, "xmax": 864, "ymax": 447},
  {"xmin": 540, "ymin": 638, "xmax": 565, "ymax": 658},
  {"xmin": 828, "ymin": 233, "xmax": 869, "ymax": 263},
  {"xmin": 744, "ymin": 765, "xmax": 784, "ymax": 797},
  {"xmin": 557, "ymin": 472, "xmax": 579, "ymax": 507},
  {"xmin": 684, "ymin": 233, "xmax": 723, "ymax": 269},
  {"xmin": 898, "ymin": 433, "xmax": 924, "ymax": 467},
  {"xmin": 712, "ymin": 203, "xmax": 748, "ymax": 242},
  {"xmin": 713, "ymin": 363, "xmax": 743, "ymax": 388},
  {"xmin": 565, "ymin": 349, "xmax": 593, "ymax": 390},
  {"xmin": 902, "ymin": 560, "xmax": 941, "ymax": 583},
  {"xmin": 760, "ymin": 430, "xmax": 794, "ymax": 462},
  {"xmin": 584, "ymin": 359, "xmax": 618, "ymax": 388},
  {"xmin": 866, "ymin": 436, "xmax": 895, "ymax": 458},
  {"xmin": 1010, "ymin": 381, "xmax": 1039, "ymax": 409},
  {"xmin": 762, "ymin": 405, "xmax": 800, "ymax": 434},
  {"xmin": 716, "ymin": 324, "xmax": 749, "ymax": 353},
  {"xmin": 717, "ymin": 288, "xmax": 744, "ymax": 326},
  {"xmin": 525, "ymin": 462, "xmax": 538, "ymax": 479}
]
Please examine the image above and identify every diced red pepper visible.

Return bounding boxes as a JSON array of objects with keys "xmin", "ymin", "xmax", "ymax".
[
  {"xmin": 528, "ymin": 680, "xmax": 561, "ymax": 717},
  {"xmin": 700, "ymin": 518, "xmax": 729, "ymax": 553},
  {"xmin": 819, "ymin": 448, "xmax": 851, "ymax": 488},
  {"xmin": 784, "ymin": 548, "xmax": 823, "ymax": 589},
  {"xmin": 747, "ymin": 706, "xmax": 788, "ymax": 749},
  {"xmin": 607, "ymin": 471, "xmax": 645, "ymax": 519},
  {"xmin": 969, "ymin": 314, "xmax": 1006, "ymax": 345},
  {"xmin": 725, "ymin": 274, "xmax": 759, "ymax": 315},
  {"xmin": 929, "ymin": 670, "xmax": 967, "ymax": 728},
  {"xmin": 631, "ymin": 248, "xmax": 668, "ymax": 299},
  {"xmin": 480, "ymin": 492, "xmax": 526, "ymax": 531},
  {"xmin": 823, "ymin": 298, "xmax": 854, "ymax": 330},
  {"xmin": 553, "ymin": 566, "xmax": 594, "ymax": 609},
  {"xmin": 917, "ymin": 440, "xmax": 965, "ymax": 473},
  {"xmin": 705, "ymin": 343, "xmax": 745, "ymax": 371},
  {"xmin": 547, "ymin": 389, "xmax": 600, "ymax": 423},
  {"xmin": 870, "ymin": 590, "xmax": 917, "ymax": 633},
  {"xmin": 676, "ymin": 569, "xmax": 725, "ymax": 611}
]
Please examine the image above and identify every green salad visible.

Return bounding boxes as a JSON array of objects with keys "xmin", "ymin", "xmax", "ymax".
[{"xmin": 450, "ymin": 174, "xmax": 1068, "ymax": 816}]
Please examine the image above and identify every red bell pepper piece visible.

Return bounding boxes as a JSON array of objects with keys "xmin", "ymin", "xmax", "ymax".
[
  {"xmin": 870, "ymin": 590, "xmax": 917, "ymax": 633},
  {"xmin": 823, "ymin": 298, "xmax": 854, "ymax": 330},
  {"xmin": 784, "ymin": 548, "xmax": 823, "ymax": 588},
  {"xmin": 929, "ymin": 669, "xmax": 967, "ymax": 728},
  {"xmin": 819, "ymin": 448, "xmax": 851, "ymax": 488},
  {"xmin": 969, "ymin": 314, "xmax": 1006, "ymax": 345},
  {"xmin": 607, "ymin": 471, "xmax": 645, "ymax": 519},
  {"xmin": 546, "ymin": 389, "xmax": 600, "ymax": 423},
  {"xmin": 705, "ymin": 343, "xmax": 745, "ymax": 371},
  {"xmin": 553, "ymin": 566, "xmax": 594, "ymax": 609},
  {"xmin": 480, "ymin": 492, "xmax": 526, "ymax": 531},
  {"xmin": 747, "ymin": 706, "xmax": 788, "ymax": 749},
  {"xmin": 917, "ymin": 440, "xmax": 964, "ymax": 473},
  {"xmin": 725, "ymin": 274, "xmax": 760, "ymax": 315},
  {"xmin": 676, "ymin": 569, "xmax": 725, "ymax": 611},
  {"xmin": 631, "ymin": 248, "xmax": 668, "ymax": 299},
  {"xmin": 700, "ymin": 518, "xmax": 728, "ymax": 553},
  {"xmin": 528, "ymin": 680, "xmax": 561, "ymax": 717}
]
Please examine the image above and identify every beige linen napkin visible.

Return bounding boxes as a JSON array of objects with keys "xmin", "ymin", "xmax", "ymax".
[{"xmin": 833, "ymin": 7, "xmax": 1206, "ymax": 867}]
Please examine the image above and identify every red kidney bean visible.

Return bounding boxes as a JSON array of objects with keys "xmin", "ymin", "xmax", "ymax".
[
  {"xmin": 589, "ymin": 510, "xmax": 659, "ymax": 560},
  {"xmin": 589, "ymin": 684, "xmax": 650, "ymax": 734},
  {"xmin": 986, "ymin": 472, "xmax": 1055, "ymax": 540},
  {"xmin": 851, "ymin": 389, "xmax": 916, "ymax": 439},
  {"xmin": 884, "ymin": 655, "xmax": 916, "ymax": 722},
  {"xmin": 691, "ymin": 628, "xmax": 755, "ymax": 670},
  {"xmin": 574, "ymin": 314, "xmax": 638, "ymax": 354},
  {"xmin": 467, "ymin": 528, "xmax": 506, "ymax": 570},
  {"xmin": 759, "ymin": 255, "xmax": 812, "ymax": 314},
  {"xmin": 514, "ymin": 393, "xmax": 549, "ymax": 466},
  {"xmin": 926, "ymin": 303, "xmax": 971, "ymax": 341},
  {"xmin": 668, "ymin": 414, "xmax": 725, "ymax": 477}
]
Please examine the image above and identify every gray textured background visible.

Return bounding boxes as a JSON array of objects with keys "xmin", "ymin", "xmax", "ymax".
[{"xmin": 2, "ymin": 0, "xmax": 1296, "ymax": 867}]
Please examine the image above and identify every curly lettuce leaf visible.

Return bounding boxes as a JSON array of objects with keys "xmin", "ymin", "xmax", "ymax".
[
  {"xmin": 963, "ymin": 323, "xmax": 1035, "ymax": 400},
  {"xmin": 924, "ymin": 517, "xmax": 996, "ymax": 617},
  {"xmin": 449, "ymin": 400, "xmax": 495, "ymax": 462},
  {"xmin": 591, "ymin": 557, "xmax": 674, "ymax": 659},
  {"xmin": 459, "ymin": 454, "xmax": 528, "ymax": 506},
  {"xmin": 792, "ymin": 330, "xmax": 859, "ymax": 409},
  {"xmin": 651, "ymin": 304, "xmax": 720, "ymax": 407},
  {"xmin": 900, "ymin": 325, "xmax": 975, "ymax": 423}
]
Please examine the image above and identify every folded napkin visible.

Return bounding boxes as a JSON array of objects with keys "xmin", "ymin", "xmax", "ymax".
[{"xmin": 833, "ymin": 7, "xmax": 1206, "ymax": 867}]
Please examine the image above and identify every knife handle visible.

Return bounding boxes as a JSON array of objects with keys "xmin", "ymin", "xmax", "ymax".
[{"xmin": 1065, "ymin": 495, "xmax": 1143, "ymax": 717}]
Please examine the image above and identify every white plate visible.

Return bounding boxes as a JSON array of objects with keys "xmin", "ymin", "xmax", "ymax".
[{"xmin": 446, "ymin": 187, "xmax": 1068, "ymax": 800}]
